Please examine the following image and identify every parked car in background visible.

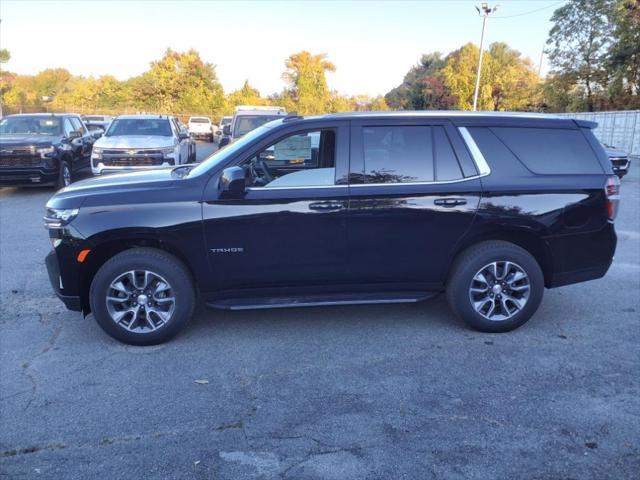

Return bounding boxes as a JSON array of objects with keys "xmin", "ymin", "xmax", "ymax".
[
  {"xmin": 1, "ymin": 113, "xmax": 94, "ymax": 188},
  {"xmin": 188, "ymin": 116, "xmax": 214, "ymax": 142},
  {"xmin": 173, "ymin": 117, "xmax": 197, "ymax": 163},
  {"xmin": 91, "ymin": 114, "xmax": 194, "ymax": 175},
  {"xmin": 82, "ymin": 115, "xmax": 113, "ymax": 134},
  {"xmin": 222, "ymin": 106, "xmax": 287, "ymax": 145},
  {"xmin": 601, "ymin": 142, "xmax": 631, "ymax": 178},
  {"xmin": 44, "ymin": 111, "xmax": 619, "ymax": 345},
  {"xmin": 216, "ymin": 116, "xmax": 232, "ymax": 144}
]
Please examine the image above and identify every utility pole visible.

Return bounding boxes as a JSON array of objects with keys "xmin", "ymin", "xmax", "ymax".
[{"xmin": 473, "ymin": 3, "xmax": 498, "ymax": 111}]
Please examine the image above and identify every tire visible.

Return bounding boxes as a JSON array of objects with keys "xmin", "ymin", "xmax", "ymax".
[
  {"xmin": 56, "ymin": 159, "xmax": 72, "ymax": 189},
  {"xmin": 190, "ymin": 145, "xmax": 197, "ymax": 162},
  {"xmin": 209, "ymin": 134, "xmax": 214, "ymax": 143},
  {"xmin": 446, "ymin": 240, "xmax": 544, "ymax": 333},
  {"xmin": 89, "ymin": 248, "xmax": 195, "ymax": 345}
]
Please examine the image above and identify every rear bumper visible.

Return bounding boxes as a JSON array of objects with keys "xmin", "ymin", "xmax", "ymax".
[
  {"xmin": 546, "ymin": 223, "xmax": 617, "ymax": 288},
  {"xmin": 45, "ymin": 249, "xmax": 82, "ymax": 311},
  {"xmin": 190, "ymin": 131, "xmax": 212, "ymax": 139},
  {"xmin": 0, "ymin": 167, "xmax": 57, "ymax": 186},
  {"xmin": 547, "ymin": 261, "xmax": 613, "ymax": 288}
]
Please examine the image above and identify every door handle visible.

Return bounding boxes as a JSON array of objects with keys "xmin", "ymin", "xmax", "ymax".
[
  {"xmin": 434, "ymin": 198, "xmax": 467, "ymax": 207},
  {"xmin": 309, "ymin": 201, "xmax": 344, "ymax": 211}
]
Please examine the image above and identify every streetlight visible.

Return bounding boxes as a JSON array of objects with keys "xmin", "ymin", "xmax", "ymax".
[{"xmin": 472, "ymin": 3, "xmax": 498, "ymax": 111}]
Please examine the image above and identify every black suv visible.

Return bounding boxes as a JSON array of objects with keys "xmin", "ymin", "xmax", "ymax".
[
  {"xmin": 0, "ymin": 113, "xmax": 94, "ymax": 188},
  {"xmin": 44, "ymin": 112, "xmax": 619, "ymax": 345}
]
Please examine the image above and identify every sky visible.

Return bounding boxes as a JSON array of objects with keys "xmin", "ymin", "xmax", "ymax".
[{"xmin": 0, "ymin": 0, "xmax": 565, "ymax": 97}]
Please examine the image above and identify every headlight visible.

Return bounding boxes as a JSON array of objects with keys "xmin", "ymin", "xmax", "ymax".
[
  {"xmin": 92, "ymin": 147, "xmax": 103, "ymax": 159},
  {"xmin": 37, "ymin": 146, "xmax": 55, "ymax": 158},
  {"xmin": 160, "ymin": 146, "xmax": 176, "ymax": 158},
  {"xmin": 44, "ymin": 208, "xmax": 79, "ymax": 228}
]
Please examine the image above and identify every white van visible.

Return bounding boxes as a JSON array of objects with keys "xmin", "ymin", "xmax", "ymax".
[{"xmin": 224, "ymin": 106, "xmax": 287, "ymax": 143}]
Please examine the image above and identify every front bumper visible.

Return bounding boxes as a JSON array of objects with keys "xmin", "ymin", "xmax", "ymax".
[
  {"xmin": 45, "ymin": 249, "xmax": 82, "ymax": 311},
  {"xmin": 0, "ymin": 167, "xmax": 58, "ymax": 186}
]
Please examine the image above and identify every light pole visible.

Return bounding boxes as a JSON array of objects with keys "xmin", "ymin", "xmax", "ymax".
[{"xmin": 472, "ymin": 3, "xmax": 498, "ymax": 111}]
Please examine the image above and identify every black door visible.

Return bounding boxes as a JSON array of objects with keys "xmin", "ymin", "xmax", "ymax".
[
  {"xmin": 347, "ymin": 118, "xmax": 483, "ymax": 288},
  {"xmin": 202, "ymin": 121, "xmax": 351, "ymax": 292}
]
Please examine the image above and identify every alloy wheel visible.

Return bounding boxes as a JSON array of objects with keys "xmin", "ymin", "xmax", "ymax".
[
  {"xmin": 62, "ymin": 164, "xmax": 71, "ymax": 186},
  {"xmin": 106, "ymin": 270, "xmax": 176, "ymax": 333},
  {"xmin": 469, "ymin": 261, "xmax": 530, "ymax": 321}
]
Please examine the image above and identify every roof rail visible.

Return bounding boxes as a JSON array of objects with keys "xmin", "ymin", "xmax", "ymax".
[{"xmin": 283, "ymin": 112, "xmax": 303, "ymax": 122}]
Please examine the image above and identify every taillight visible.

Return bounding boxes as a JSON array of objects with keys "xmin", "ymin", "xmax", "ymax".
[{"xmin": 605, "ymin": 175, "xmax": 620, "ymax": 221}]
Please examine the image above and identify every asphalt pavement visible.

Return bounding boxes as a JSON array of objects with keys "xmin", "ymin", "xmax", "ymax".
[{"xmin": 0, "ymin": 144, "xmax": 638, "ymax": 479}]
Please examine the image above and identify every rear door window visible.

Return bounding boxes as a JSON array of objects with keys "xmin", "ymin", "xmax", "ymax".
[
  {"xmin": 490, "ymin": 127, "xmax": 603, "ymax": 174},
  {"xmin": 361, "ymin": 125, "xmax": 465, "ymax": 184},
  {"xmin": 362, "ymin": 126, "xmax": 434, "ymax": 183}
]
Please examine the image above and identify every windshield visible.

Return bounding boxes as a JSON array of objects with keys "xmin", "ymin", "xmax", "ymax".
[
  {"xmin": 188, "ymin": 122, "xmax": 277, "ymax": 177},
  {"xmin": 0, "ymin": 116, "xmax": 62, "ymax": 136},
  {"xmin": 234, "ymin": 115, "xmax": 283, "ymax": 137},
  {"xmin": 106, "ymin": 118, "xmax": 172, "ymax": 137},
  {"xmin": 189, "ymin": 117, "xmax": 210, "ymax": 124},
  {"xmin": 83, "ymin": 116, "xmax": 105, "ymax": 122}
]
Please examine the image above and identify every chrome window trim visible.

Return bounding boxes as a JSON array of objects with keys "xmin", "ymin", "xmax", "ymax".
[
  {"xmin": 349, "ymin": 176, "xmax": 484, "ymax": 188},
  {"xmin": 458, "ymin": 126, "xmax": 491, "ymax": 176},
  {"xmin": 247, "ymin": 184, "xmax": 347, "ymax": 191}
]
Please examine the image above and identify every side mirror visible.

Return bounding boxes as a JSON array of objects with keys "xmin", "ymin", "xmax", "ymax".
[
  {"xmin": 178, "ymin": 131, "xmax": 190, "ymax": 140},
  {"xmin": 91, "ymin": 129, "xmax": 104, "ymax": 139},
  {"xmin": 68, "ymin": 130, "xmax": 82, "ymax": 140},
  {"xmin": 219, "ymin": 166, "xmax": 246, "ymax": 199},
  {"xmin": 223, "ymin": 124, "xmax": 231, "ymax": 136}
]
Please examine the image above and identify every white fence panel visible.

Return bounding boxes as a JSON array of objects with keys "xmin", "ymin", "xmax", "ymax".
[{"xmin": 557, "ymin": 110, "xmax": 639, "ymax": 156}]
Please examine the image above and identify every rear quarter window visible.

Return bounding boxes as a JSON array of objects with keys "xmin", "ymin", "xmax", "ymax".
[{"xmin": 490, "ymin": 127, "xmax": 603, "ymax": 175}]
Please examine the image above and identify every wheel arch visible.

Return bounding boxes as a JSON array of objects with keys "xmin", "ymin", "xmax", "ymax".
[
  {"xmin": 450, "ymin": 228, "xmax": 554, "ymax": 288},
  {"xmin": 78, "ymin": 237, "xmax": 198, "ymax": 314}
]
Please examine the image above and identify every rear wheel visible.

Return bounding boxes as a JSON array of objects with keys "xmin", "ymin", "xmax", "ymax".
[
  {"xmin": 446, "ymin": 241, "xmax": 544, "ymax": 333},
  {"xmin": 90, "ymin": 248, "xmax": 195, "ymax": 345}
]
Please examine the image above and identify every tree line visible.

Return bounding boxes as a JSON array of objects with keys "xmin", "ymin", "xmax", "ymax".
[
  {"xmin": 0, "ymin": 49, "xmax": 387, "ymax": 119},
  {"xmin": 0, "ymin": 0, "xmax": 637, "ymax": 118}
]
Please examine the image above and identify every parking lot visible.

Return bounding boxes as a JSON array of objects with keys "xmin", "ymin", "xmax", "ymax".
[{"xmin": 0, "ymin": 144, "xmax": 638, "ymax": 479}]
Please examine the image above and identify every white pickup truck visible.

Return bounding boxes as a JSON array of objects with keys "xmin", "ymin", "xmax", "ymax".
[{"xmin": 187, "ymin": 116, "xmax": 214, "ymax": 142}]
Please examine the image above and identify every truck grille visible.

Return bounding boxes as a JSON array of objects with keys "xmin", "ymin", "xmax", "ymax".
[
  {"xmin": 0, "ymin": 156, "xmax": 43, "ymax": 168},
  {"xmin": 101, "ymin": 149, "xmax": 165, "ymax": 167}
]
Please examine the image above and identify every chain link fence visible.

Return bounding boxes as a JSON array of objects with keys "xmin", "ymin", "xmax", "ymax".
[{"xmin": 557, "ymin": 110, "xmax": 640, "ymax": 157}]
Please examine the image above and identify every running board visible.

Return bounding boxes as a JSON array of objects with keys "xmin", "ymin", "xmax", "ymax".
[{"xmin": 206, "ymin": 291, "xmax": 438, "ymax": 311}]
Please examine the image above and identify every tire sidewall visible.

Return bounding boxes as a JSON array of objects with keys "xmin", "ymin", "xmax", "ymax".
[
  {"xmin": 449, "ymin": 243, "xmax": 544, "ymax": 333},
  {"xmin": 90, "ymin": 250, "xmax": 194, "ymax": 345},
  {"xmin": 57, "ymin": 159, "xmax": 72, "ymax": 189}
]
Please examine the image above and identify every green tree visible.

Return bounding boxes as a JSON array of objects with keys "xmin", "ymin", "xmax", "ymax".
[
  {"xmin": 608, "ymin": 0, "xmax": 640, "ymax": 108},
  {"xmin": 441, "ymin": 43, "xmax": 492, "ymax": 110},
  {"xmin": 282, "ymin": 51, "xmax": 335, "ymax": 114},
  {"xmin": 484, "ymin": 42, "xmax": 541, "ymax": 111},
  {"xmin": 226, "ymin": 80, "xmax": 267, "ymax": 111},
  {"xmin": 546, "ymin": 0, "xmax": 613, "ymax": 111},
  {"xmin": 385, "ymin": 53, "xmax": 453, "ymax": 110},
  {"xmin": 0, "ymin": 49, "xmax": 11, "ymax": 116},
  {"xmin": 132, "ymin": 48, "xmax": 225, "ymax": 115}
]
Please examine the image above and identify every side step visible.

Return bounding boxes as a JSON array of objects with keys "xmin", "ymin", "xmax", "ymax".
[{"xmin": 206, "ymin": 291, "xmax": 438, "ymax": 311}]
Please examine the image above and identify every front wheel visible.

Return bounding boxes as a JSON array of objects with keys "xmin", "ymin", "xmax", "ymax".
[
  {"xmin": 90, "ymin": 248, "xmax": 195, "ymax": 345},
  {"xmin": 446, "ymin": 241, "xmax": 544, "ymax": 333},
  {"xmin": 56, "ymin": 159, "xmax": 72, "ymax": 189}
]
